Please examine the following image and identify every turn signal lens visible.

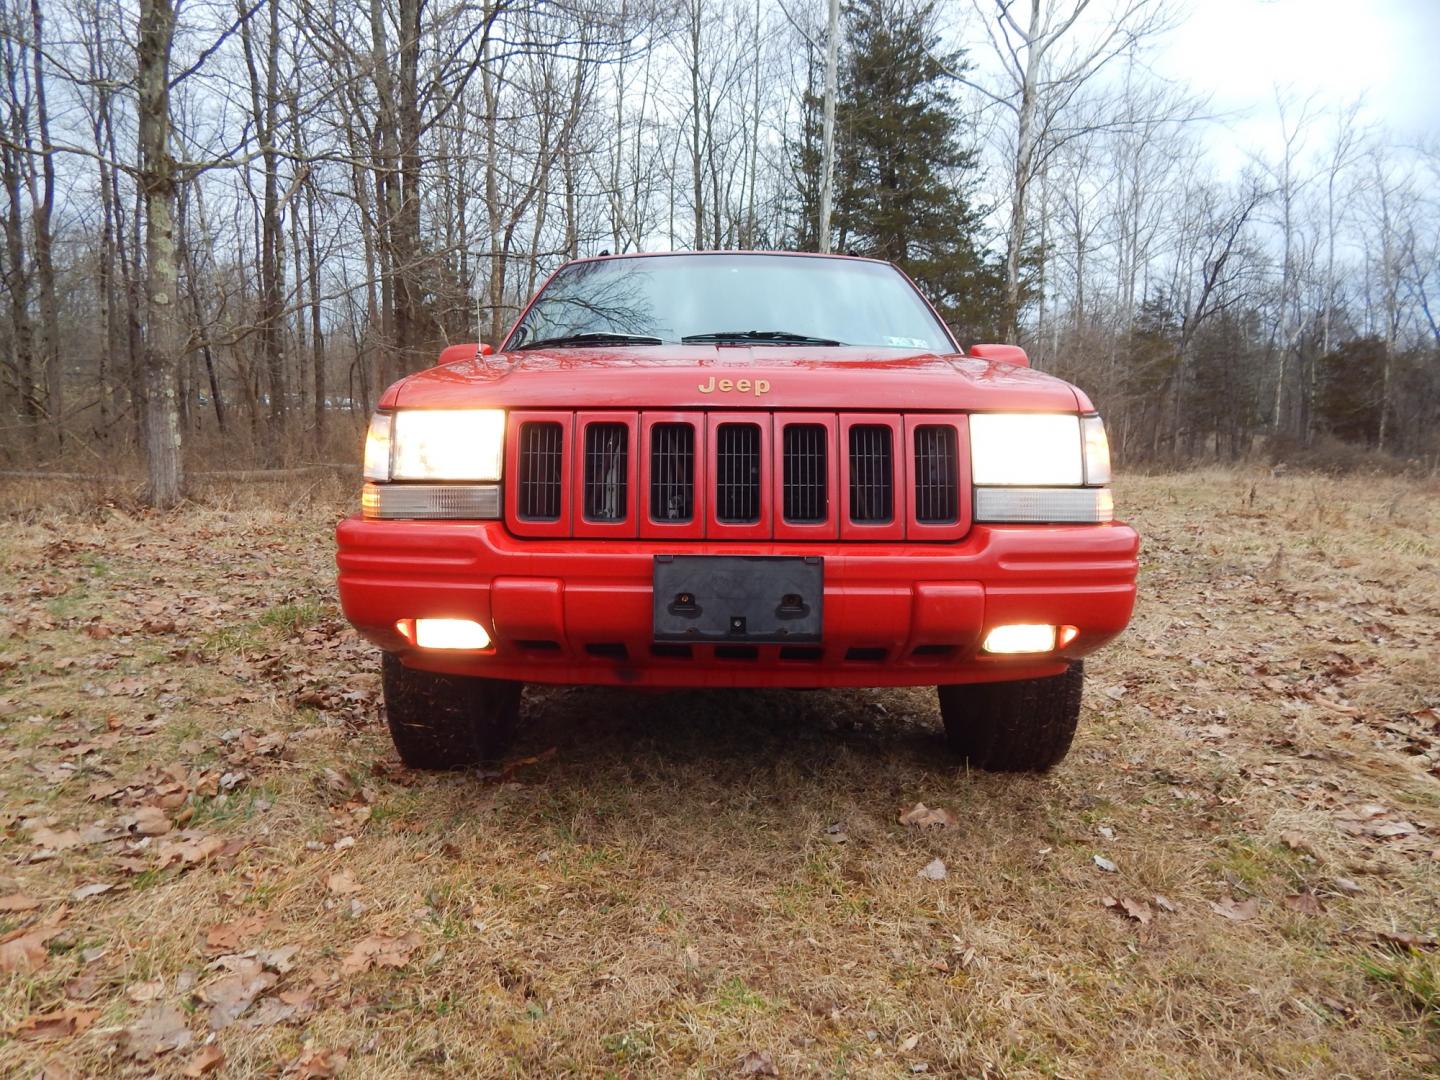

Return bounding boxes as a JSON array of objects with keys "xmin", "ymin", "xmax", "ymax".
[
  {"xmin": 411, "ymin": 618, "xmax": 491, "ymax": 650},
  {"xmin": 982, "ymin": 624, "xmax": 1057, "ymax": 654}
]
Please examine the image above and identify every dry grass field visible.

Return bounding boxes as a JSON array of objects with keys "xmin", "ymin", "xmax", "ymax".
[{"xmin": 0, "ymin": 469, "xmax": 1437, "ymax": 1078}]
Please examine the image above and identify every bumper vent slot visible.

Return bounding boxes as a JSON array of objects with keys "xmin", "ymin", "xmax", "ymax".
[
  {"xmin": 782, "ymin": 424, "xmax": 827, "ymax": 524},
  {"xmin": 583, "ymin": 422, "xmax": 628, "ymax": 521},
  {"xmin": 650, "ymin": 422, "xmax": 695, "ymax": 522},
  {"xmin": 912, "ymin": 425, "xmax": 958, "ymax": 524},
  {"xmin": 715, "ymin": 422, "xmax": 761, "ymax": 523},
  {"xmin": 848, "ymin": 424, "xmax": 893, "ymax": 523},
  {"xmin": 517, "ymin": 421, "xmax": 563, "ymax": 520}
]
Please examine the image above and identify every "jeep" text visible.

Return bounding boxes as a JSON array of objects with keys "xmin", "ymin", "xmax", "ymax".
[{"xmin": 697, "ymin": 376, "xmax": 770, "ymax": 396}]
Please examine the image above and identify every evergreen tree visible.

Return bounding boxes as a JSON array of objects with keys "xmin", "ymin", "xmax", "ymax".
[{"xmin": 830, "ymin": 0, "xmax": 1005, "ymax": 341}]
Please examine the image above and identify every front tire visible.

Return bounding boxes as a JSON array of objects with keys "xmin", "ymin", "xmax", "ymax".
[
  {"xmin": 937, "ymin": 662, "xmax": 1084, "ymax": 772},
  {"xmin": 381, "ymin": 653, "xmax": 521, "ymax": 769}
]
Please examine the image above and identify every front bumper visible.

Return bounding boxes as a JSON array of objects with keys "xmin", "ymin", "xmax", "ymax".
[{"xmin": 335, "ymin": 518, "xmax": 1139, "ymax": 688}]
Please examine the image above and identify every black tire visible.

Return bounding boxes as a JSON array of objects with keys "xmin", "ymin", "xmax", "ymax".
[
  {"xmin": 937, "ymin": 661, "xmax": 1084, "ymax": 772},
  {"xmin": 381, "ymin": 653, "xmax": 521, "ymax": 769}
]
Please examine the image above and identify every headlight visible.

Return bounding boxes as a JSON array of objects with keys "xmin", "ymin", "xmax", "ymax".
[
  {"xmin": 970, "ymin": 414, "xmax": 1083, "ymax": 486},
  {"xmin": 971, "ymin": 412, "xmax": 1113, "ymax": 523},
  {"xmin": 369, "ymin": 409, "xmax": 505, "ymax": 481}
]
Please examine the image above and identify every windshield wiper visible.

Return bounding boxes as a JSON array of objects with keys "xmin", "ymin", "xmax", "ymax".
[
  {"xmin": 681, "ymin": 330, "xmax": 844, "ymax": 346},
  {"xmin": 515, "ymin": 332, "xmax": 664, "ymax": 350}
]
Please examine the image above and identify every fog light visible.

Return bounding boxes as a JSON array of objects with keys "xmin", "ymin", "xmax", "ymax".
[
  {"xmin": 412, "ymin": 618, "xmax": 491, "ymax": 650},
  {"xmin": 983, "ymin": 624, "xmax": 1057, "ymax": 654}
]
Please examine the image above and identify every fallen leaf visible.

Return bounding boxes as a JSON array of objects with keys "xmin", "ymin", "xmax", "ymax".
[
  {"xmin": 198, "ymin": 959, "xmax": 278, "ymax": 1029},
  {"xmin": 1368, "ymin": 929, "xmax": 1438, "ymax": 951},
  {"xmin": 899, "ymin": 803, "xmax": 955, "ymax": 829},
  {"xmin": 128, "ymin": 806, "xmax": 172, "ymax": 836},
  {"xmin": 11, "ymin": 1007, "xmax": 98, "ymax": 1041},
  {"xmin": 30, "ymin": 827, "xmax": 85, "ymax": 851},
  {"xmin": 156, "ymin": 834, "xmax": 224, "ymax": 870},
  {"xmin": 288, "ymin": 1045, "xmax": 349, "ymax": 1078},
  {"xmin": 327, "ymin": 870, "xmax": 362, "ymax": 896},
  {"xmin": 1101, "ymin": 895, "xmax": 1152, "ymax": 924},
  {"xmin": 341, "ymin": 932, "xmax": 421, "ymax": 975},
  {"xmin": 1278, "ymin": 832, "xmax": 1314, "ymax": 855},
  {"xmin": 0, "ymin": 909, "xmax": 66, "ymax": 973},
  {"xmin": 1092, "ymin": 854, "xmax": 1118, "ymax": 873},
  {"xmin": 205, "ymin": 915, "xmax": 271, "ymax": 953},
  {"xmin": 1284, "ymin": 890, "xmax": 1325, "ymax": 915},
  {"xmin": 126, "ymin": 979, "xmax": 165, "ymax": 1003},
  {"xmin": 899, "ymin": 1033, "xmax": 921, "ymax": 1051},
  {"xmin": 182, "ymin": 1044, "xmax": 226, "ymax": 1077},
  {"xmin": 1153, "ymin": 895, "xmax": 1179, "ymax": 913},
  {"xmin": 119, "ymin": 1003, "xmax": 194, "ymax": 1061},
  {"xmin": 1333, "ymin": 877, "xmax": 1364, "ymax": 895},
  {"xmin": 70, "ymin": 882, "xmax": 115, "ymax": 901},
  {"xmin": 738, "ymin": 1049, "xmax": 779, "ymax": 1076},
  {"xmin": 1209, "ymin": 896, "xmax": 1260, "ymax": 921},
  {"xmin": 0, "ymin": 893, "xmax": 40, "ymax": 912},
  {"xmin": 917, "ymin": 858, "xmax": 947, "ymax": 881}
]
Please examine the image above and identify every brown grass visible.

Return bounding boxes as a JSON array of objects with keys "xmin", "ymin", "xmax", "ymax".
[{"xmin": 0, "ymin": 469, "xmax": 1437, "ymax": 1077}]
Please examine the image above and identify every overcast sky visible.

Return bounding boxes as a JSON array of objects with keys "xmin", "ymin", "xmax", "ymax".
[{"xmin": 1152, "ymin": 0, "xmax": 1440, "ymax": 171}]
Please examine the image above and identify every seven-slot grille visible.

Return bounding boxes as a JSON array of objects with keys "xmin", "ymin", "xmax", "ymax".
[
  {"xmin": 508, "ymin": 413, "xmax": 967, "ymax": 537},
  {"xmin": 715, "ymin": 423, "xmax": 761, "ymax": 523},
  {"xmin": 517, "ymin": 421, "xmax": 563, "ymax": 520},
  {"xmin": 782, "ymin": 424, "xmax": 827, "ymax": 523},
  {"xmin": 583, "ymin": 422, "xmax": 628, "ymax": 521}
]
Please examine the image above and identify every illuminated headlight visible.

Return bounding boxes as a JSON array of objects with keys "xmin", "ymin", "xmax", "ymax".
[
  {"xmin": 971, "ymin": 413, "xmax": 1113, "ymax": 523},
  {"xmin": 364, "ymin": 409, "xmax": 506, "ymax": 482},
  {"xmin": 970, "ymin": 414, "xmax": 1083, "ymax": 485}
]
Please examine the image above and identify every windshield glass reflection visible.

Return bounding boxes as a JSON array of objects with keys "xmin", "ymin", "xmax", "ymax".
[{"xmin": 505, "ymin": 253, "xmax": 955, "ymax": 353}]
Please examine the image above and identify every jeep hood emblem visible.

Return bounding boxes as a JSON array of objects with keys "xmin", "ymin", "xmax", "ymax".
[{"xmin": 698, "ymin": 376, "xmax": 770, "ymax": 396}]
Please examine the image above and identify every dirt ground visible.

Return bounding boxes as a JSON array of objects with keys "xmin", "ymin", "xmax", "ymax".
[{"xmin": 0, "ymin": 469, "xmax": 1437, "ymax": 1078}]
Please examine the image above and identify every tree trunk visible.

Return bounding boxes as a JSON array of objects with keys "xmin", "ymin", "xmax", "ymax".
[{"xmin": 136, "ymin": 0, "xmax": 184, "ymax": 507}]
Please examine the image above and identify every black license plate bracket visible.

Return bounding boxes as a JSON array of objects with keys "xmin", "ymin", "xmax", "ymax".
[{"xmin": 653, "ymin": 555, "xmax": 823, "ymax": 644}]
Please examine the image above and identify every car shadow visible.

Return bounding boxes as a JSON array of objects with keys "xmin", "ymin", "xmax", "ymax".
[{"xmin": 511, "ymin": 683, "xmax": 956, "ymax": 778}]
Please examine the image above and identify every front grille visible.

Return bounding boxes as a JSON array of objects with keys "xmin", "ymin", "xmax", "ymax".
[
  {"xmin": 912, "ymin": 425, "xmax": 958, "ymax": 524},
  {"xmin": 506, "ymin": 411, "xmax": 967, "ymax": 538},
  {"xmin": 517, "ymin": 421, "xmax": 563, "ymax": 520},
  {"xmin": 848, "ymin": 425, "xmax": 893, "ymax": 523},
  {"xmin": 583, "ymin": 422, "xmax": 628, "ymax": 521},
  {"xmin": 782, "ymin": 424, "xmax": 827, "ymax": 523},
  {"xmin": 650, "ymin": 422, "xmax": 695, "ymax": 521},
  {"xmin": 715, "ymin": 423, "xmax": 761, "ymax": 523}
]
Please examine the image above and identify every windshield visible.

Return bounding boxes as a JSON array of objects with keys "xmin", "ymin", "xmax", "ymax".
[{"xmin": 503, "ymin": 253, "xmax": 956, "ymax": 353}]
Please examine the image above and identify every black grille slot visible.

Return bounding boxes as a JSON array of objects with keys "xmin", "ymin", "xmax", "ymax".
[
  {"xmin": 517, "ymin": 421, "xmax": 563, "ymax": 520},
  {"xmin": 848, "ymin": 425, "xmax": 893, "ymax": 523},
  {"xmin": 715, "ymin": 423, "xmax": 761, "ymax": 524},
  {"xmin": 649, "ymin": 423, "xmax": 695, "ymax": 521},
  {"xmin": 782, "ymin": 424, "xmax": 827, "ymax": 524},
  {"xmin": 583, "ymin": 422, "xmax": 628, "ymax": 521},
  {"xmin": 912, "ymin": 425, "xmax": 958, "ymax": 524}
]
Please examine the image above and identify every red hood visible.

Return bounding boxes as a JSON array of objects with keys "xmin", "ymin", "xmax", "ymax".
[{"xmin": 386, "ymin": 346, "xmax": 1082, "ymax": 413}]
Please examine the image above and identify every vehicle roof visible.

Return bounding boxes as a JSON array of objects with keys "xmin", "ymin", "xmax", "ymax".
[{"xmin": 557, "ymin": 249, "xmax": 891, "ymax": 268}]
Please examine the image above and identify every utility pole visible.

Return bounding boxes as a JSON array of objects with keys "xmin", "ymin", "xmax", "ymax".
[{"xmin": 818, "ymin": 0, "xmax": 838, "ymax": 253}]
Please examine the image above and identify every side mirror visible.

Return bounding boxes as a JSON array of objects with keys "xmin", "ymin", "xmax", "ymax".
[
  {"xmin": 968, "ymin": 343, "xmax": 1029, "ymax": 369},
  {"xmin": 437, "ymin": 343, "xmax": 493, "ymax": 365}
]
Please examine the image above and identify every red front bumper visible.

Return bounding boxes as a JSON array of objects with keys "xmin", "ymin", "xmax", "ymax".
[{"xmin": 335, "ymin": 518, "xmax": 1139, "ymax": 688}]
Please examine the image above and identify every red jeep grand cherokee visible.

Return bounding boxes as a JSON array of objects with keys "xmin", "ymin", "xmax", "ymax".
[{"xmin": 336, "ymin": 252, "xmax": 1138, "ymax": 772}]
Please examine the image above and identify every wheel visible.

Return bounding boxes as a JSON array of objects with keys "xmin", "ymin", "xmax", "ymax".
[
  {"xmin": 381, "ymin": 653, "xmax": 521, "ymax": 769},
  {"xmin": 937, "ymin": 662, "xmax": 1084, "ymax": 772}
]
